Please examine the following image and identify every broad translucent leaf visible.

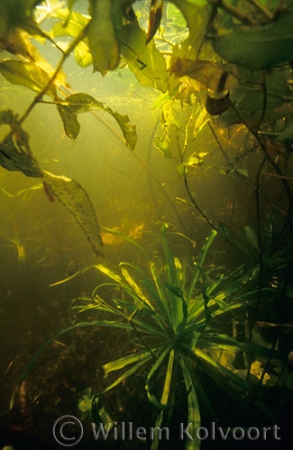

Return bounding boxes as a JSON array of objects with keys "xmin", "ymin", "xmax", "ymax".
[
  {"xmin": 0, "ymin": 60, "xmax": 56, "ymax": 98},
  {"xmin": 74, "ymin": 39, "xmax": 93, "ymax": 68},
  {"xmin": 212, "ymin": 10, "xmax": 293, "ymax": 70},
  {"xmin": 42, "ymin": 170, "xmax": 104, "ymax": 257},
  {"xmin": 121, "ymin": 14, "xmax": 168, "ymax": 93},
  {"xmin": 170, "ymin": 0, "xmax": 210, "ymax": 60},
  {"xmin": 50, "ymin": 11, "xmax": 88, "ymax": 39}
]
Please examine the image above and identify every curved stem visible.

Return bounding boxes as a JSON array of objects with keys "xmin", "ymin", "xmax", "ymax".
[{"xmin": 183, "ymin": 165, "xmax": 217, "ymax": 231}]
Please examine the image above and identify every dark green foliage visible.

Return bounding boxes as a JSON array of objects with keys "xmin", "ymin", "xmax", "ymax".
[{"xmin": 212, "ymin": 10, "xmax": 293, "ymax": 70}]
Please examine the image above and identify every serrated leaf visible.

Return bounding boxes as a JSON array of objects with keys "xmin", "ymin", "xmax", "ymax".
[
  {"xmin": 0, "ymin": 60, "xmax": 56, "ymax": 98},
  {"xmin": 42, "ymin": 170, "xmax": 104, "ymax": 257},
  {"xmin": 212, "ymin": 10, "xmax": 293, "ymax": 70},
  {"xmin": 57, "ymin": 93, "xmax": 137, "ymax": 149}
]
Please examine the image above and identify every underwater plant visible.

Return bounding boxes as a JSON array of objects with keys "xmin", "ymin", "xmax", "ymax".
[
  {"xmin": 2, "ymin": 1, "xmax": 293, "ymax": 447},
  {"xmin": 25, "ymin": 224, "xmax": 278, "ymax": 450}
]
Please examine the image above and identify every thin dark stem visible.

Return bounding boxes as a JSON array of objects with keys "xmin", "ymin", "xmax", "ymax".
[{"xmin": 183, "ymin": 165, "xmax": 217, "ymax": 231}]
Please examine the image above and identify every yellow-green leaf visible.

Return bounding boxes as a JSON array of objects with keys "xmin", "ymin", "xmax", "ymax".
[
  {"xmin": 57, "ymin": 105, "xmax": 80, "ymax": 139},
  {"xmin": 0, "ymin": 60, "xmax": 56, "ymax": 98},
  {"xmin": 108, "ymin": 109, "xmax": 137, "ymax": 151},
  {"xmin": 42, "ymin": 170, "xmax": 104, "ymax": 257},
  {"xmin": 50, "ymin": 11, "xmax": 88, "ymax": 39},
  {"xmin": 57, "ymin": 93, "xmax": 137, "ymax": 149},
  {"xmin": 74, "ymin": 39, "xmax": 93, "ymax": 68},
  {"xmin": 121, "ymin": 14, "xmax": 168, "ymax": 93}
]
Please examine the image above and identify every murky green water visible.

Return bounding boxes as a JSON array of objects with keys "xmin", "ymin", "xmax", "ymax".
[{"xmin": 1, "ymin": 2, "xmax": 293, "ymax": 450}]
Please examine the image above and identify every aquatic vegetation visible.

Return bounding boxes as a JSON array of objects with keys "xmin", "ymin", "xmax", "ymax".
[
  {"xmin": 1, "ymin": 1, "xmax": 293, "ymax": 447},
  {"xmin": 18, "ymin": 225, "xmax": 283, "ymax": 450},
  {"xmin": 0, "ymin": 0, "xmax": 292, "ymax": 260}
]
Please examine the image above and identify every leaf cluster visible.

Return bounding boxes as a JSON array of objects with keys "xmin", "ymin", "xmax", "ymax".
[{"xmin": 65, "ymin": 225, "xmax": 278, "ymax": 449}]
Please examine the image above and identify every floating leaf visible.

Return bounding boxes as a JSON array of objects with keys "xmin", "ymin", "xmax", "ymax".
[
  {"xmin": 212, "ymin": 10, "xmax": 293, "ymax": 70},
  {"xmin": 57, "ymin": 93, "xmax": 137, "ymax": 149},
  {"xmin": 42, "ymin": 170, "xmax": 104, "ymax": 258},
  {"xmin": 0, "ymin": 60, "xmax": 56, "ymax": 98},
  {"xmin": 88, "ymin": 0, "xmax": 120, "ymax": 73}
]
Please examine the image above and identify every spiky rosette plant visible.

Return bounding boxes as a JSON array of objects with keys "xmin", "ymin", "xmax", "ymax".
[
  {"xmin": 67, "ymin": 224, "xmax": 275, "ymax": 450},
  {"xmin": 17, "ymin": 224, "xmax": 279, "ymax": 450}
]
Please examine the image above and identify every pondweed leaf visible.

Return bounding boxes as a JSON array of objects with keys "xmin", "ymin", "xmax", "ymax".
[
  {"xmin": 57, "ymin": 93, "xmax": 137, "ymax": 149},
  {"xmin": 0, "ymin": 60, "xmax": 56, "ymax": 98},
  {"xmin": 0, "ymin": 109, "xmax": 42, "ymax": 177},
  {"xmin": 212, "ymin": 10, "xmax": 293, "ymax": 70},
  {"xmin": 88, "ymin": 0, "xmax": 120, "ymax": 72},
  {"xmin": 42, "ymin": 170, "xmax": 104, "ymax": 258},
  {"xmin": 57, "ymin": 104, "xmax": 80, "ymax": 139},
  {"xmin": 121, "ymin": 14, "xmax": 168, "ymax": 93}
]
